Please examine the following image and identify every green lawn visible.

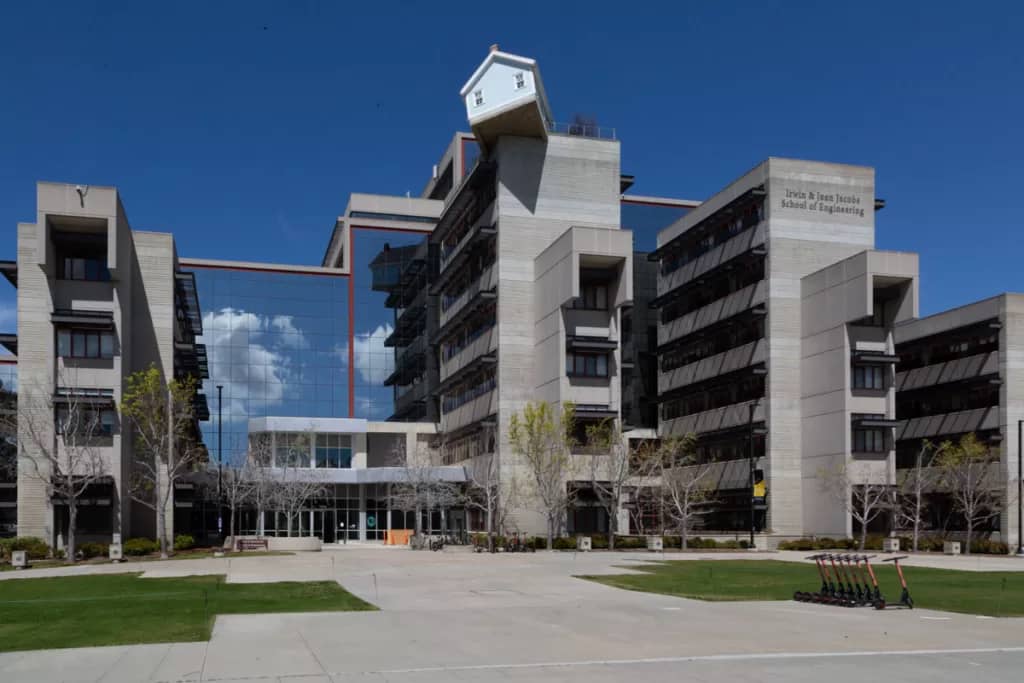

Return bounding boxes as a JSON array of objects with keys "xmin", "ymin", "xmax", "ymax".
[
  {"xmin": 581, "ymin": 560, "xmax": 1024, "ymax": 617},
  {"xmin": 0, "ymin": 573, "xmax": 376, "ymax": 652}
]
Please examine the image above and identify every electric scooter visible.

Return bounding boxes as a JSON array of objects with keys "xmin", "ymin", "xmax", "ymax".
[
  {"xmin": 856, "ymin": 554, "xmax": 886, "ymax": 609},
  {"xmin": 827, "ymin": 554, "xmax": 855, "ymax": 606},
  {"xmin": 881, "ymin": 555, "xmax": 913, "ymax": 609},
  {"xmin": 795, "ymin": 554, "xmax": 828, "ymax": 602},
  {"xmin": 842, "ymin": 554, "xmax": 872, "ymax": 605}
]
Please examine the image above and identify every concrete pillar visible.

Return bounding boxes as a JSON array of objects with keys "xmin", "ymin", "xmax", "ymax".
[{"xmin": 358, "ymin": 484, "xmax": 367, "ymax": 541}]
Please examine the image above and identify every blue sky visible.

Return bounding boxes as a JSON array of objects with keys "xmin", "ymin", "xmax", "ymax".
[{"xmin": 1, "ymin": 1, "xmax": 1022, "ymax": 325}]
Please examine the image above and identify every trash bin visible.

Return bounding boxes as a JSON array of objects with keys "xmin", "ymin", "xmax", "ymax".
[
  {"xmin": 646, "ymin": 536, "xmax": 663, "ymax": 551},
  {"xmin": 576, "ymin": 536, "xmax": 592, "ymax": 551},
  {"xmin": 883, "ymin": 538, "xmax": 900, "ymax": 552},
  {"xmin": 943, "ymin": 541, "xmax": 961, "ymax": 555}
]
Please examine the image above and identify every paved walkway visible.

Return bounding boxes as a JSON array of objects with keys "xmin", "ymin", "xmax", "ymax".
[{"xmin": 2, "ymin": 548, "xmax": 1024, "ymax": 682}]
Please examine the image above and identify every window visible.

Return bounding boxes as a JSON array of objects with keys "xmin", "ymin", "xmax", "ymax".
[
  {"xmin": 852, "ymin": 364, "xmax": 884, "ymax": 390},
  {"xmin": 56, "ymin": 406, "xmax": 116, "ymax": 436},
  {"xmin": 315, "ymin": 433, "xmax": 353, "ymax": 469},
  {"xmin": 566, "ymin": 352, "xmax": 609, "ymax": 378},
  {"xmin": 275, "ymin": 433, "xmax": 310, "ymax": 467},
  {"xmin": 573, "ymin": 284, "xmax": 608, "ymax": 310},
  {"xmin": 57, "ymin": 329, "xmax": 115, "ymax": 359},
  {"xmin": 514, "ymin": 71, "xmax": 525, "ymax": 89},
  {"xmin": 473, "ymin": 90, "xmax": 484, "ymax": 107},
  {"xmin": 58, "ymin": 255, "xmax": 110, "ymax": 281},
  {"xmin": 853, "ymin": 428, "xmax": 886, "ymax": 453}
]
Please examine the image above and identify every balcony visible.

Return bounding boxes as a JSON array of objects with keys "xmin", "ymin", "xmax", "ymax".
[
  {"xmin": 659, "ymin": 280, "xmax": 767, "ymax": 348},
  {"xmin": 441, "ymin": 388, "xmax": 497, "ymax": 433},
  {"xmin": 385, "ymin": 334, "xmax": 427, "ymax": 387},
  {"xmin": 662, "ymin": 399, "xmax": 764, "ymax": 438},
  {"xmin": 439, "ymin": 202, "xmax": 496, "ymax": 276},
  {"xmin": 440, "ymin": 327, "xmax": 497, "ymax": 384},
  {"xmin": 896, "ymin": 351, "xmax": 999, "ymax": 393},
  {"xmin": 657, "ymin": 222, "xmax": 766, "ymax": 300},
  {"xmin": 439, "ymin": 265, "xmax": 498, "ymax": 333},
  {"xmin": 896, "ymin": 406, "xmax": 1000, "ymax": 442},
  {"xmin": 393, "ymin": 380, "xmax": 429, "ymax": 420},
  {"xmin": 659, "ymin": 339, "xmax": 766, "ymax": 395}
]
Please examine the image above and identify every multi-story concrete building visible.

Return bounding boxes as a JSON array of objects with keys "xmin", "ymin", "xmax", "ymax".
[
  {"xmin": 12, "ymin": 182, "xmax": 209, "ymax": 545},
  {"xmin": 651, "ymin": 159, "xmax": 919, "ymax": 541},
  {"xmin": 3, "ymin": 47, "xmax": 1020, "ymax": 550},
  {"xmin": 894, "ymin": 294, "xmax": 1024, "ymax": 545}
]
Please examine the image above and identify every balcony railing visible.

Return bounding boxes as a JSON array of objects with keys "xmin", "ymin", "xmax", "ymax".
[
  {"xmin": 657, "ymin": 222, "xmax": 766, "ymax": 299},
  {"xmin": 658, "ymin": 338, "xmax": 766, "ymax": 395},
  {"xmin": 439, "ymin": 202, "xmax": 496, "ymax": 274},
  {"xmin": 441, "ymin": 388, "xmax": 497, "ymax": 433},
  {"xmin": 659, "ymin": 280, "xmax": 766, "ymax": 348},
  {"xmin": 441, "ymin": 327, "xmax": 497, "ymax": 384},
  {"xmin": 546, "ymin": 120, "xmax": 617, "ymax": 140},
  {"xmin": 896, "ymin": 406, "xmax": 999, "ymax": 442},
  {"xmin": 440, "ymin": 265, "xmax": 497, "ymax": 331},
  {"xmin": 662, "ymin": 399, "xmax": 764, "ymax": 438},
  {"xmin": 895, "ymin": 351, "xmax": 999, "ymax": 393}
]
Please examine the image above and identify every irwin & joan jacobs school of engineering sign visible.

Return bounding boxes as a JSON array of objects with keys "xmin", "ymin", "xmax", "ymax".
[{"xmin": 780, "ymin": 188, "xmax": 866, "ymax": 218}]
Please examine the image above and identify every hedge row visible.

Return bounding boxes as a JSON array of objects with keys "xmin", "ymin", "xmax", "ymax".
[
  {"xmin": 0, "ymin": 536, "xmax": 51, "ymax": 560},
  {"xmin": 469, "ymin": 534, "xmax": 752, "ymax": 551},
  {"xmin": 777, "ymin": 535, "xmax": 1010, "ymax": 554}
]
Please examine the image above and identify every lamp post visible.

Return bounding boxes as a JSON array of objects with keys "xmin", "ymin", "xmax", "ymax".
[
  {"xmin": 217, "ymin": 384, "xmax": 223, "ymax": 540},
  {"xmin": 748, "ymin": 401, "xmax": 757, "ymax": 549},
  {"xmin": 1018, "ymin": 419, "xmax": 1023, "ymax": 556}
]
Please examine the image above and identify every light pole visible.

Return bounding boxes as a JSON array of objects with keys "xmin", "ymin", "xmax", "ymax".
[
  {"xmin": 1018, "ymin": 419, "xmax": 1023, "ymax": 556},
  {"xmin": 748, "ymin": 401, "xmax": 757, "ymax": 548},
  {"xmin": 217, "ymin": 384, "xmax": 223, "ymax": 540}
]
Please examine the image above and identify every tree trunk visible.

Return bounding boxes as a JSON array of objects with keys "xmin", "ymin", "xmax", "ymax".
[
  {"xmin": 912, "ymin": 508, "xmax": 920, "ymax": 553},
  {"xmin": 681, "ymin": 526, "xmax": 688, "ymax": 550},
  {"xmin": 156, "ymin": 502, "xmax": 168, "ymax": 559},
  {"xmin": 486, "ymin": 497, "xmax": 494, "ymax": 553},
  {"xmin": 547, "ymin": 517, "xmax": 554, "ymax": 550},
  {"xmin": 66, "ymin": 500, "xmax": 78, "ymax": 564},
  {"xmin": 859, "ymin": 523, "xmax": 867, "ymax": 551},
  {"xmin": 965, "ymin": 518, "xmax": 973, "ymax": 556},
  {"xmin": 230, "ymin": 499, "xmax": 238, "ymax": 546},
  {"xmin": 608, "ymin": 502, "xmax": 616, "ymax": 550}
]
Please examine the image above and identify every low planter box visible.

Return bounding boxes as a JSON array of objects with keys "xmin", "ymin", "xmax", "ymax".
[
  {"xmin": 576, "ymin": 536, "xmax": 592, "ymax": 551},
  {"xmin": 944, "ymin": 541, "xmax": 961, "ymax": 555},
  {"xmin": 109, "ymin": 543, "xmax": 123, "ymax": 561},
  {"xmin": 267, "ymin": 537, "xmax": 322, "ymax": 552},
  {"xmin": 883, "ymin": 538, "xmax": 900, "ymax": 553},
  {"xmin": 11, "ymin": 550, "xmax": 27, "ymax": 568},
  {"xmin": 646, "ymin": 536, "xmax": 663, "ymax": 551}
]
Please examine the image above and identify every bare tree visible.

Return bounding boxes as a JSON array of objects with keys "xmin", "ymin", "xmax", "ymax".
[
  {"xmin": 246, "ymin": 432, "xmax": 276, "ymax": 537},
  {"xmin": 461, "ymin": 424, "xmax": 506, "ymax": 552},
  {"xmin": 222, "ymin": 461, "xmax": 258, "ymax": 547},
  {"xmin": 391, "ymin": 439, "xmax": 461, "ymax": 549},
  {"xmin": 508, "ymin": 401, "xmax": 578, "ymax": 550},
  {"xmin": 821, "ymin": 463, "xmax": 892, "ymax": 551},
  {"xmin": 121, "ymin": 364, "xmax": 205, "ymax": 558},
  {"xmin": 657, "ymin": 435, "xmax": 715, "ymax": 550},
  {"xmin": 18, "ymin": 375, "xmax": 109, "ymax": 562},
  {"xmin": 894, "ymin": 439, "xmax": 945, "ymax": 552},
  {"xmin": 584, "ymin": 419, "xmax": 633, "ymax": 549},
  {"xmin": 270, "ymin": 431, "xmax": 327, "ymax": 537},
  {"xmin": 938, "ymin": 432, "xmax": 1004, "ymax": 555}
]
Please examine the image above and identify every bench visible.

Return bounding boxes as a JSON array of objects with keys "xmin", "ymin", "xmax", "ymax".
[{"xmin": 237, "ymin": 538, "xmax": 269, "ymax": 552}]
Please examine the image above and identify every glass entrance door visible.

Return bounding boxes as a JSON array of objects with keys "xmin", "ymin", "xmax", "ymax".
[{"xmin": 313, "ymin": 509, "xmax": 337, "ymax": 543}]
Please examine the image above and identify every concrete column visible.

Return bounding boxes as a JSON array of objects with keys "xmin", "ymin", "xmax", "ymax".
[{"xmin": 358, "ymin": 484, "xmax": 367, "ymax": 541}]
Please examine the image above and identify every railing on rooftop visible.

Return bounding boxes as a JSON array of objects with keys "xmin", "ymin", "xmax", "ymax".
[{"xmin": 546, "ymin": 121, "xmax": 617, "ymax": 141}]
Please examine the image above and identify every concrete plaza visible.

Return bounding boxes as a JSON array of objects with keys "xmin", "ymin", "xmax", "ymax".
[{"xmin": 1, "ymin": 548, "xmax": 1023, "ymax": 682}]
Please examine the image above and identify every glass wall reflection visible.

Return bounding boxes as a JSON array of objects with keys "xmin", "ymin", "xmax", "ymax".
[{"xmin": 189, "ymin": 267, "xmax": 349, "ymax": 464}]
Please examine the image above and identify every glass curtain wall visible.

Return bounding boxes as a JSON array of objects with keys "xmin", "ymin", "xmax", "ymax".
[{"xmin": 190, "ymin": 267, "xmax": 349, "ymax": 465}]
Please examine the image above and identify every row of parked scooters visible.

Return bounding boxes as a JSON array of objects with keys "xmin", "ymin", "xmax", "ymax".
[{"xmin": 794, "ymin": 553, "xmax": 913, "ymax": 610}]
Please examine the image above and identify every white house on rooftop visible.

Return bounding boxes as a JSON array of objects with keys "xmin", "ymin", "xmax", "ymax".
[{"xmin": 459, "ymin": 45, "xmax": 553, "ymax": 152}]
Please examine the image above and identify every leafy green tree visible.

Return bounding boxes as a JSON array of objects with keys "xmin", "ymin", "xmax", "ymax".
[
  {"xmin": 508, "ymin": 401, "xmax": 577, "ymax": 549},
  {"xmin": 938, "ymin": 433, "xmax": 1004, "ymax": 555},
  {"xmin": 121, "ymin": 364, "xmax": 205, "ymax": 558}
]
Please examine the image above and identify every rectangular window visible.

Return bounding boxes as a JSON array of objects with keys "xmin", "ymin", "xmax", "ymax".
[
  {"xmin": 473, "ymin": 90, "xmax": 484, "ymax": 106},
  {"xmin": 853, "ymin": 428, "xmax": 886, "ymax": 453},
  {"xmin": 566, "ymin": 352, "xmax": 610, "ymax": 378},
  {"xmin": 59, "ymin": 256, "xmax": 110, "ymax": 281},
  {"xmin": 57, "ymin": 329, "xmax": 115, "ymax": 359},
  {"xmin": 852, "ymin": 364, "xmax": 884, "ymax": 390},
  {"xmin": 56, "ymin": 406, "xmax": 115, "ymax": 436},
  {"xmin": 514, "ymin": 72, "xmax": 525, "ymax": 89},
  {"xmin": 573, "ymin": 284, "xmax": 609, "ymax": 310}
]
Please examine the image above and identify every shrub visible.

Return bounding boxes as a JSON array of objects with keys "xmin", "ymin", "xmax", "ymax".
[
  {"xmin": 778, "ymin": 538, "xmax": 815, "ymax": 551},
  {"xmin": 720, "ymin": 539, "xmax": 741, "ymax": 549},
  {"xmin": 1, "ymin": 536, "xmax": 51, "ymax": 560},
  {"xmin": 123, "ymin": 537, "xmax": 159, "ymax": 556},
  {"xmin": 552, "ymin": 536, "xmax": 576, "ymax": 550},
  {"xmin": 173, "ymin": 534, "xmax": 195, "ymax": 551},
  {"xmin": 970, "ymin": 538, "xmax": 1009, "ymax": 555},
  {"xmin": 78, "ymin": 542, "xmax": 110, "ymax": 559},
  {"xmin": 738, "ymin": 540, "xmax": 750, "ymax": 550},
  {"xmin": 590, "ymin": 535, "xmax": 609, "ymax": 550},
  {"xmin": 613, "ymin": 535, "xmax": 646, "ymax": 549}
]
